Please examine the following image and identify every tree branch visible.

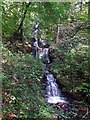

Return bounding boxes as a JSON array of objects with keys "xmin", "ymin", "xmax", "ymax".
[{"xmin": 69, "ymin": 21, "xmax": 90, "ymax": 39}]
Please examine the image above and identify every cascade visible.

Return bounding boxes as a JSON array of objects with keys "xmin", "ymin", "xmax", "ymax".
[{"xmin": 32, "ymin": 22, "xmax": 68, "ymax": 104}]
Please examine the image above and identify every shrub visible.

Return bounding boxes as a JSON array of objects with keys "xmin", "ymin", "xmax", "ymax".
[
  {"xmin": 2, "ymin": 48, "xmax": 53, "ymax": 119},
  {"xmin": 50, "ymin": 34, "xmax": 89, "ymax": 93}
]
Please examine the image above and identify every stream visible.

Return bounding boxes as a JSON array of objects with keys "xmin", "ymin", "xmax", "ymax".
[
  {"xmin": 31, "ymin": 22, "xmax": 77, "ymax": 119},
  {"xmin": 32, "ymin": 21, "xmax": 69, "ymax": 105}
]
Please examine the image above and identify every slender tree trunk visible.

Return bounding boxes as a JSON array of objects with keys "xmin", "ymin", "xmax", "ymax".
[
  {"xmin": 80, "ymin": 0, "xmax": 83, "ymax": 12},
  {"xmin": 88, "ymin": 2, "xmax": 90, "ymax": 81},
  {"xmin": 56, "ymin": 24, "xmax": 60, "ymax": 45},
  {"xmin": 10, "ymin": 2, "xmax": 31, "ymax": 53},
  {"xmin": 18, "ymin": 2, "xmax": 31, "ymax": 32},
  {"xmin": 15, "ymin": 2, "xmax": 31, "ymax": 41},
  {"xmin": 88, "ymin": 1, "xmax": 90, "ymax": 34}
]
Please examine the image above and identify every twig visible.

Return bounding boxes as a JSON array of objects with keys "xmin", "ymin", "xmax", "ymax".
[{"xmin": 82, "ymin": 107, "xmax": 89, "ymax": 118}]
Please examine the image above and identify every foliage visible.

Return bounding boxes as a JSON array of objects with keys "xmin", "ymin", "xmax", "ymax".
[
  {"xmin": 2, "ymin": 2, "xmax": 88, "ymax": 41},
  {"xmin": 2, "ymin": 48, "xmax": 53, "ymax": 119},
  {"xmin": 50, "ymin": 33, "xmax": 89, "ymax": 96},
  {"xmin": 2, "ymin": 2, "xmax": 71, "ymax": 40},
  {"xmin": 76, "ymin": 82, "xmax": 90, "ymax": 103},
  {"xmin": 2, "ymin": 2, "xmax": 22, "ymax": 37}
]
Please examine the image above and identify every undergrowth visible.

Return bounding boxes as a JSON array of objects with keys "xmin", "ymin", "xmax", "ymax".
[
  {"xmin": 50, "ymin": 33, "xmax": 90, "ymax": 103},
  {"xmin": 2, "ymin": 47, "xmax": 54, "ymax": 119}
]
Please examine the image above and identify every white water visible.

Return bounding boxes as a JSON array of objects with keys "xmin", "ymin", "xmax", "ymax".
[
  {"xmin": 32, "ymin": 22, "xmax": 68, "ymax": 104},
  {"xmin": 45, "ymin": 71, "xmax": 67, "ymax": 104}
]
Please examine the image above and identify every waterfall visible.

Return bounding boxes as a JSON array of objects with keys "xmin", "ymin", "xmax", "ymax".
[
  {"xmin": 32, "ymin": 22, "xmax": 68, "ymax": 104},
  {"xmin": 45, "ymin": 71, "xmax": 67, "ymax": 104}
]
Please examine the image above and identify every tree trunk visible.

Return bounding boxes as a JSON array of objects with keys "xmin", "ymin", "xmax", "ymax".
[
  {"xmin": 17, "ymin": 2, "xmax": 31, "ymax": 40},
  {"xmin": 56, "ymin": 24, "xmax": 60, "ymax": 45},
  {"xmin": 18, "ymin": 2, "xmax": 31, "ymax": 31},
  {"xmin": 88, "ymin": 1, "xmax": 90, "ymax": 34},
  {"xmin": 88, "ymin": 2, "xmax": 90, "ymax": 81},
  {"xmin": 80, "ymin": 0, "xmax": 83, "ymax": 12}
]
